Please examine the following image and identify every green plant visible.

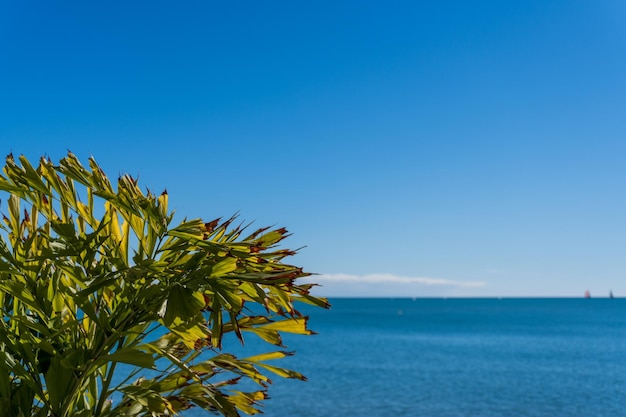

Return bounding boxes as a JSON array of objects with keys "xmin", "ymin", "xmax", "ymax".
[{"xmin": 0, "ymin": 153, "xmax": 328, "ymax": 416}]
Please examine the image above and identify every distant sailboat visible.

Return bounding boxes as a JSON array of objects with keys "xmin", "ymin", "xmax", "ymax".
[
  {"xmin": 610, "ymin": 290, "xmax": 614, "ymax": 299},
  {"xmin": 585, "ymin": 290, "xmax": 590, "ymax": 299}
]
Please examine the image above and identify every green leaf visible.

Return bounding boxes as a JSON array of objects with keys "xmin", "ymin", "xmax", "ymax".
[
  {"xmin": 211, "ymin": 257, "xmax": 237, "ymax": 277},
  {"xmin": 163, "ymin": 285, "xmax": 205, "ymax": 327},
  {"xmin": 0, "ymin": 280, "xmax": 45, "ymax": 317},
  {"xmin": 101, "ymin": 349, "xmax": 156, "ymax": 369},
  {"xmin": 256, "ymin": 362, "xmax": 306, "ymax": 380},
  {"xmin": 243, "ymin": 351, "xmax": 292, "ymax": 362},
  {"xmin": 241, "ymin": 327, "xmax": 283, "ymax": 346},
  {"xmin": 260, "ymin": 318, "xmax": 313, "ymax": 335}
]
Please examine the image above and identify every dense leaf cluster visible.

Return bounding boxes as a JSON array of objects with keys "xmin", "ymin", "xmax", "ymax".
[{"xmin": 0, "ymin": 153, "xmax": 328, "ymax": 416}]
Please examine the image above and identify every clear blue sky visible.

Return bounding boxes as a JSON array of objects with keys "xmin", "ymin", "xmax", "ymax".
[{"xmin": 1, "ymin": 1, "xmax": 625, "ymax": 297}]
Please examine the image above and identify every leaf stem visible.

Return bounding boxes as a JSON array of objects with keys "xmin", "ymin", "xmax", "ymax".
[{"xmin": 93, "ymin": 338, "xmax": 122, "ymax": 417}]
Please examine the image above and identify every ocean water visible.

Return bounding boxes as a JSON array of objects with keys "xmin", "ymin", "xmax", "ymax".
[{"xmin": 202, "ymin": 298, "xmax": 626, "ymax": 417}]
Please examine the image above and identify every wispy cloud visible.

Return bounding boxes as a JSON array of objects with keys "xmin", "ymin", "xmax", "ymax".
[{"xmin": 315, "ymin": 273, "xmax": 486, "ymax": 288}]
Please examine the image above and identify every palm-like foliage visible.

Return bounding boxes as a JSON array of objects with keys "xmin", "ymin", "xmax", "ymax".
[{"xmin": 0, "ymin": 153, "xmax": 328, "ymax": 417}]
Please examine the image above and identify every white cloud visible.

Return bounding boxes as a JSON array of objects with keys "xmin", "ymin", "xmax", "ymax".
[
  {"xmin": 316, "ymin": 273, "xmax": 486, "ymax": 287},
  {"xmin": 302, "ymin": 273, "xmax": 487, "ymax": 297}
]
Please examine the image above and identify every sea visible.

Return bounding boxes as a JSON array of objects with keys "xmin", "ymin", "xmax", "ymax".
[{"xmin": 186, "ymin": 298, "xmax": 626, "ymax": 417}]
